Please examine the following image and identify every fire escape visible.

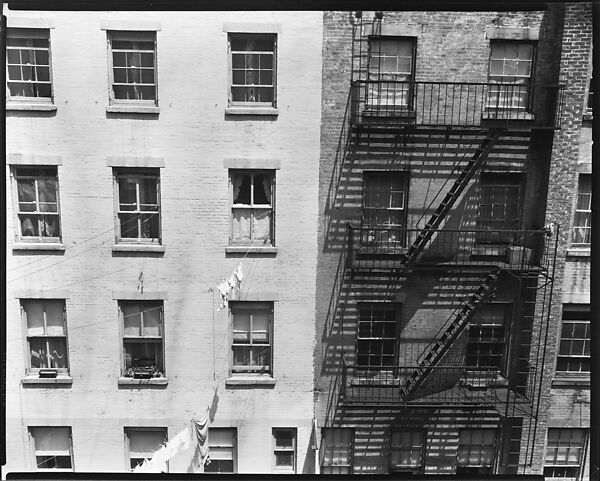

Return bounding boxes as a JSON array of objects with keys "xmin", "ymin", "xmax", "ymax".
[{"xmin": 321, "ymin": 11, "xmax": 564, "ymax": 475}]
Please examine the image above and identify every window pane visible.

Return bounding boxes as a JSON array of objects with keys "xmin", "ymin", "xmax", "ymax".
[
  {"xmin": 232, "ymin": 210, "xmax": 251, "ymax": 243},
  {"xmin": 129, "ymin": 429, "xmax": 165, "ymax": 456},
  {"xmin": 18, "ymin": 179, "xmax": 36, "ymax": 205},
  {"xmin": 48, "ymin": 338, "xmax": 68, "ymax": 369},
  {"xmin": 233, "ymin": 346, "xmax": 251, "ymax": 366},
  {"xmin": 143, "ymin": 304, "xmax": 161, "ymax": 336},
  {"xmin": 233, "ymin": 174, "xmax": 251, "ymax": 204},
  {"xmin": 253, "ymin": 210, "xmax": 272, "ymax": 244},
  {"xmin": 253, "ymin": 174, "xmax": 271, "ymax": 204},
  {"xmin": 119, "ymin": 180, "xmax": 138, "ymax": 208},
  {"xmin": 24, "ymin": 300, "xmax": 45, "ymax": 335},
  {"xmin": 44, "ymin": 300, "xmax": 64, "ymax": 335},
  {"xmin": 210, "ymin": 429, "xmax": 234, "ymax": 445},
  {"xmin": 33, "ymin": 427, "xmax": 71, "ymax": 452},
  {"xmin": 275, "ymin": 431, "xmax": 294, "ymax": 449},
  {"xmin": 276, "ymin": 453, "xmax": 293, "ymax": 466},
  {"xmin": 30, "ymin": 338, "xmax": 48, "ymax": 368},
  {"xmin": 233, "ymin": 311, "xmax": 251, "ymax": 343},
  {"xmin": 123, "ymin": 304, "xmax": 142, "ymax": 336},
  {"xmin": 140, "ymin": 213, "xmax": 160, "ymax": 239},
  {"xmin": 37, "ymin": 455, "xmax": 72, "ymax": 469},
  {"xmin": 140, "ymin": 178, "xmax": 158, "ymax": 206}
]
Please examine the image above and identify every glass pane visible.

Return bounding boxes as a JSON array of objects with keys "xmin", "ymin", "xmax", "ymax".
[
  {"xmin": 45, "ymin": 300, "xmax": 64, "ymax": 335},
  {"xmin": 7, "ymin": 49, "xmax": 20, "ymax": 63},
  {"xmin": 255, "ymin": 87, "xmax": 273, "ymax": 103},
  {"xmin": 140, "ymin": 53, "xmax": 154, "ymax": 68},
  {"xmin": 143, "ymin": 304, "xmax": 161, "ymax": 336},
  {"xmin": 38, "ymin": 178, "xmax": 57, "ymax": 208},
  {"xmin": 233, "ymin": 311, "xmax": 251, "ymax": 342},
  {"xmin": 210, "ymin": 429, "xmax": 234, "ymax": 445},
  {"xmin": 34, "ymin": 49, "xmax": 49, "ymax": 65},
  {"xmin": 113, "ymin": 68, "xmax": 127, "ymax": 83},
  {"xmin": 18, "ymin": 179, "xmax": 36, "ymax": 203},
  {"xmin": 37, "ymin": 66, "xmax": 50, "ymax": 82},
  {"xmin": 119, "ymin": 179, "xmax": 138, "ymax": 207},
  {"xmin": 253, "ymin": 346, "xmax": 270, "ymax": 368},
  {"xmin": 20, "ymin": 214, "xmax": 40, "ymax": 236},
  {"xmin": 112, "ymin": 51, "xmax": 126, "ymax": 66},
  {"xmin": 275, "ymin": 431, "xmax": 294, "ymax": 448},
  {"xmin": 233, "ymin": 174, "xmax": 251, "ymax": 204},
  {"xmin": 259, "ymin": 70, "xmax": 273, "ymax": 85},
  {"xmin": 232, "ymin": 210, "xmax": 251, "ymax": 243},
  {"xmin": 232, "ymin": 70, "xmax": 246, "ymax": 85},
  {"xmin": 141, "ymin": 69, "xmax": 154, "ymax": 84},
  {"xmin": 34, "ymin": 427, "xmax": 71, "ymax": 452},
  {"xmin": 30, "ymin": 338, "xmax": 48, "ymax": 368},
  {"xmin": 24, "ymin": 300, "xmax": 45, "ymax": 334},
  {"xmin": 37, "ymin": 455, "xmax": 72, "ymax": 469},
  {"xmin": 253, "ymin": 174, "xmax": 271, "ymax": 204},
  {"xmin": 252, "ymin": 210, "xmax": 272, "ymax": 244},
  {"xmin": 204, "ymin": 460, "xmax": 233, "ymax": 473},
  {"xmin": 123, "ymin": 304, "xmax": 142, "ymax": 336},
  {"xmin": 276, "ymin": 453, "xmax": 293, "ymax": 466},
  {"xmin": 140, "ymin": 178, "xmax": 158, "ymax": 206},
  {"xmin": 252, "ymin": 310, "xmax": 269, "ymax": 342},
  {"xmin": 129, "ymin": 430, "xmax": 165, "ymax": 455},
  {"xmin": 125, "ymin": 341, "xmax": 162, "ymax": 371},
  {"xmin": 232, "ymin": 54, "xmax": 245, "ymax": 69},
  {"xmin": 48, "ymin": 338, "xmax": 68, "ymax": 369},
  {"xmin": 120, "ymin": 213, "xmax": 139, "ymax": 238},
  {"xmin": 233, "ymin": 346, "xmax": 251, "ymax": 366},
  {"xmin": 8, "ymin": 65, "xmax": 21, "ymax": 80}
]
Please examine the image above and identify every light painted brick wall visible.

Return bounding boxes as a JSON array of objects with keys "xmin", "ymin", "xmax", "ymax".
[{"xmin": 5, "ymin": 9, "xmax": 322, "ymax": 473}]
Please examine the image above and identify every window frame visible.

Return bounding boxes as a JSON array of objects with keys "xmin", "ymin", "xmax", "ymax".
[
  {"xmin": 272, "ymin": 428, "xmax": 297, "ymax": 473},
  {"xmin": 476, "ymin": 172, "xmax": 523, "ymax": 244},
  {"xmin": 230, "ymin": 301, "xmax": 273, "ymax": 376},
  {"xmin": 113, "ymin": 168, "xmax": 161, "ymax": 244},
  {"xmin": 356, "ymin": 302, "xmax": 400, "ymax": 369},
  {"xmin": 204, "ymin": 428, "xmax": 237, "ymax": 474},
  {"xmin": 12, "ymin": 166, "xmax": 62, "ymax": 243},
  {"xmin": 556, "ymin": 304, "xmax": 590, "ymax": 374},
  {"xmin": 229, "ymin": 169, "xmax": 275, "ymax": 246},
  {"xmin": 320, "ymin": 427, "xmax": 354, "ymax": 475},
  {"xmin": 124, "ymin": 427, "xmax": 168, "ymax": 472},
  {"xmin": 571, "ymin": 174, "xmax": 591, "ymax": 247},
  {"xmin": 487, "ymin": 40, "xmax": 537, "ymax": 111},
  {"xmin": 366, "ymin": 36, "xmax": 417, "ymax": 110},
  {"xmin": 389, "ymin": 427, "xmax": 426, "ymax": 474},
  {"xmin": 466, "ymin": 303, "xmax": 511, "ymax": 374},
  {"xmin": 361, "ymin": 170, "xmax": 409, "ymax": 250},
  {"xmin": 119, "ymin": 300, "xmax": 166, "ymax": 379},
  {"xmin": 456, "ymin": 428, "xmax": 498, "ymax": 475},
  {"xmin": 228, "ymin": 33, "xmax": 277, "ymax": 108},
  {"xmin": 544, "ymin": 428, "xmax": 588, "ymax": 479},
  {"xmin": 6, "ymin": 28, "xmax": 54, "ymax": 104},
  {"xmin": 29, "ymin": 426, "xmax": 74, "ymax": 472},
  {"xmin": 22, "ymin": 298, "xmax": 70, "ymax": 374},
  {"xmin": 107, "ymin": 30, "xmax": 158, "ymax": 107}
]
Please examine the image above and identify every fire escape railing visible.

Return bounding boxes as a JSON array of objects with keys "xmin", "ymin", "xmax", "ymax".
[
  {"xmin": 347, "ymin": 226, "xmax": 552, "ymax": 271},
  {"xmin": 350, "ymin": 80, "xmax": 564, "ymax": 129}
]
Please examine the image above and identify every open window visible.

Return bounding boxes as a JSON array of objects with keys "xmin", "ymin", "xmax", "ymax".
[
  {"xmin": 125, "ymin": 427, "xmax": 168, "ymax": 472},
  {"xmin": 29, "ymin": 427, "xmax": 73, "ymax": 471},
  {"xmin": 120, "ymin": 301, "xmax": 165, "ymax": 378}
]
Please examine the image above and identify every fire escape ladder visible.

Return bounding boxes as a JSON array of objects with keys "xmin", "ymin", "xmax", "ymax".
[
  {"xmin": 400, "ymin": 268, "xmax": 502, "ymax": 400},
  {"xmin": 402, "ymin": 130, "xmax": 501, "ymax": 267}
]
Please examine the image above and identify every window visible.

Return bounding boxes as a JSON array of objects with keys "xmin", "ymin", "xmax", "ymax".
[
  {"xmin": 321, "ymin": 428, "xmax": 353, "ymax": 474},
  {"xmin": 488, "ymin": 42, "xmax": 535, "ymax": 110},
  {"xmin": 22, "ymin": 299, "xmax": 69, "ymax": 374},
  {"xmin": 108, "ymin": 31, "xmax": 157, "ymax": 105},
  {"xmin": 120, "ymin": 301, "xmax": 165, "ymax": 378},
  {"xmin": 231, "ymin": 302, "xmax": 272, "ymax": 375},
  {"xmin": 457, "ymin": 429, "xmax": 496, "ymax": 475},
  {"xmin": 6, "ymin": 28, "xmax": 52, "ymax": 102},
  {"xmin": 114, "ymin": 169, "xmax": 161, "ymax": 243},
  {"xmin": 367, "ymin": 37, "xmax": 415, "ymax": 108},
  {"xmin": 230, "ymin": 170, "xmax": 274, "ymax": 246},
  {"xmin": 273, "ymin": 428, "xmax": 296, "ymax": 473},
  {"xmin": 205, "ymin": 428, "xmax": 237, "ymax": 473},
  {"xmin": 29, "ymin": 427, "xmax": 73, "ymax": 471},
  {"xmin": 125, "ymin": 428, "xmax": 168, "ymax": 472},
  {"xmin": 571, "ymin": 174, "xmax": 591, "ymax": 246},
  {"xmin": 229, "ymin": 34, "xmax": 276, "ymax": 107},
  {"xmin": 556, "ymin": 305, "xmax": 590, "ymax": 373},
  {"xmin": 587, "ymin": 77, "xmax": 593, "ymax": 111},
  {"xmin": 14, "ymin": 167, "xmax": 61, "ymax": 242},
  {"xmin": 362, "ymin": 171, "xmax": 408, "ymax": 250},
  {"xmin": 544, "ymin": 429, "xmax": 588, "ymax": 479},
  {"xmin": 477, "ymin": 173, "xmax": 521, "ymax": 244},
  {"xmin": 467, "ymin": 304, "xmax": 508, "ymax": 372},
  {"xmin": 390, "ymin": 429, "xmax": 425, "ymax": 473},
  {"xmin": 357, "ymin": 303, "xmax": 398, "ymax": 368}
]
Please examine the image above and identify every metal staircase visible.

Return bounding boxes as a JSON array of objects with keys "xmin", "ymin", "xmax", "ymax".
[
  {"xmin": 402, "ymin": 130, "xmax": 501, "ymax": 267},
  {"xmin": 400, "ymin": 268, "xmax": 502, "ymax": 401}
]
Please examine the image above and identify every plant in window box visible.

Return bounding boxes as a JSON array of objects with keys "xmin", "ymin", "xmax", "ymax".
[{"xmin": 132, "ymin": 358, "xmax": 156, "ymax": 379}]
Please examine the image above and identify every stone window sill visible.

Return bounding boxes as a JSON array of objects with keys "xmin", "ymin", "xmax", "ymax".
[
  {"xmin": 6, "ymin": 102, "xmax": 57, "ymax": 111},
  {"xmin": 225, "ymin": 107, "xmax": 279, "ymax": 116},
  {"xmin": 552, "ymin": 375, "xmax": 590, "ymax": 388},
  {"xmin": 118, "ymin": 377, "xmax": 168, "ymax": 386},
  {"xmin": 13, "ymin": 242, "xmax": 65, "ymax": 251},
  {"xmin": 226, "ymin": 245, "xmax": 277, "ymax": 254},
  {"xmin": 106, "ymin": 105, "xmax": 160, "ymax": 114},
  {"xmin": 566, "ymin": 247, "xmax": 590, "ymax": 257},
  {"xmin": 112, "ymin": 244, "xmax": 165, "ymax": 253},
  {"xmin": 22, "ymin": 375, "xmax": 73, "ymax": 385},
  {"xmin": 225, "ymin": 375, "xmax": 276, "ymax": 387}
]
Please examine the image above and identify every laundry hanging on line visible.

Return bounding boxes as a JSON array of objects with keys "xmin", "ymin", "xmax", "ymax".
[{"xmin": 216, "ymin": 262, "xmax": 243, "ymax": 311}]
